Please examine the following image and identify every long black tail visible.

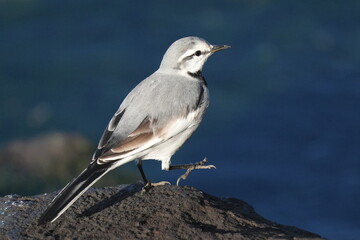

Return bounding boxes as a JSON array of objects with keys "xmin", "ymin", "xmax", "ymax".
[{"xmin": 38, "ymin": 162, "xmax": 112, "ymax": 224}]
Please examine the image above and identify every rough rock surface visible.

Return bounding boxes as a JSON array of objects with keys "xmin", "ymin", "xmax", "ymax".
[{"xmin": 0, "ymin": 184, "xmax": 326, "ymax": 240}]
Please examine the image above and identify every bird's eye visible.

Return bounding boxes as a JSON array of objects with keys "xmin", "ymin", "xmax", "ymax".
[{"xmin": 195, "ymin": 50, "xmax": 202, "ymax": 56}]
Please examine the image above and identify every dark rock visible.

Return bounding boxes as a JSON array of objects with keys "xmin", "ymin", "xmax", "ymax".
[{"xmin": 0, "ymin": 184, "xmax": 326, "ymax": 240}]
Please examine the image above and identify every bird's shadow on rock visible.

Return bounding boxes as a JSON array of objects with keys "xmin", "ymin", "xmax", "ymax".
[{"xmin": 78, "ymin": 183, "xmax": 143, "ymax": 218}]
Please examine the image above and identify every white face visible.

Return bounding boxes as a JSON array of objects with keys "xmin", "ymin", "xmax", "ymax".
[
  {"xmin": 159, "ymin": 37, "xmax": 229, "ymax": 74},
  {"xmin": 177, "ymin": 43, "xmax": 212, "ymax": 73}
]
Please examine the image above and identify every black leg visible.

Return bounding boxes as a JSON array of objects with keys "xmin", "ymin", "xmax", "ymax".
[
  {"xmin": 136, "ymin": 159, "xmax": 148, "ymax": 184},
  {"xmin": 136, "ymin": 159, "xmax": 170, "ymax": 191}
]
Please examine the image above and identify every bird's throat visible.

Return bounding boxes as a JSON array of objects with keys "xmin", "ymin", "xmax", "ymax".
[{"xmin": 187, "ymin": 71, "xmax": 207, "ymax": 86}]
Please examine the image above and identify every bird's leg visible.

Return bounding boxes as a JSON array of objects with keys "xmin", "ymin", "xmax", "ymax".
[
  {"xmin": 136, "ymin": 160, "xmax": 170, "ymax": 192},
  {"xmin": 136, "ymin": 159, "xmax": 149, "ymax": 185},
  {"xmin": 169, "ymin": 158, "xmax": 216, "ymax": 186}
]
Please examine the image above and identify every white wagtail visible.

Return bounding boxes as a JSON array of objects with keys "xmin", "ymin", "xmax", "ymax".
[{"xmin": 38, "ymin": 36, "xmax": 230, "ymax": 224}]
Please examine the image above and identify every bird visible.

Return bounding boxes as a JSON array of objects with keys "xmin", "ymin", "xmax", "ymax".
[{"xmin": 38, "ymin": 36, "xmax": 230, "ymax": 224}]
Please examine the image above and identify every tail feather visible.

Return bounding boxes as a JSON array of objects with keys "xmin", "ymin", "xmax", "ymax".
[{"xmin": 38, "ymin": 162, "xmax": 112, "ymax": 224}]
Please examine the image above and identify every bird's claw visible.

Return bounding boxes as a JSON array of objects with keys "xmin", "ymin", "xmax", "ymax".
[
  {"xmin": 142, "ymin": 181, "xmax": 171, "ymax": 193},
  {"xmin": 176, "ymin": 158, "xmax": 216, "ymax": 186}
]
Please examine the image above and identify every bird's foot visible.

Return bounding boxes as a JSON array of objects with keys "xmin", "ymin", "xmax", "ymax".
[
  {"xmin": 142, "ymin": 181, "xmax": 171, "ymax": 192},
  {"xmin": 175, "ymin": 158, "xmax": 216, "ymax": 186}
]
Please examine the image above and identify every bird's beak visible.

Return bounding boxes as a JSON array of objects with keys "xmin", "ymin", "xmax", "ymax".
[{"xmin": 210, "ymin": 44, "xmax": 231, "ymax": 53}]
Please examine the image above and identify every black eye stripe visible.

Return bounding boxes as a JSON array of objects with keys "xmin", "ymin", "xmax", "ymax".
[{"xmin": 181, "ymin": 50, "xmax": 204, "ymax": 63}]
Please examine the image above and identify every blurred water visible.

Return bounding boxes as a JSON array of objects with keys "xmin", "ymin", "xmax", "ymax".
[{"xmin": 1, "ymin": 1, "xmax": 360, "ymax": 239}]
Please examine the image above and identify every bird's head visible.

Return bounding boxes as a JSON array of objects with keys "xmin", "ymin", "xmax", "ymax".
[{"xmin": 158, "ymin": 36, "xmax": 230, "ymax": 76}]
